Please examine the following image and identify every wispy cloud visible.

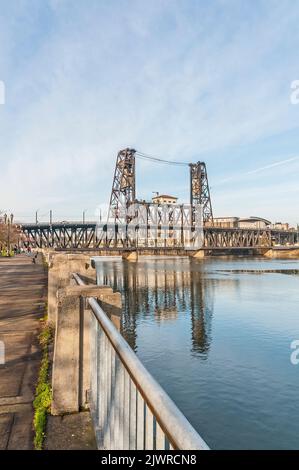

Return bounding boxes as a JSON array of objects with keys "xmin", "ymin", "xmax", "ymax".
[
  {"xmin": 214, "ymin": 156, "xmax": 299, "ymax": 186},
  {"xmin": 0, "ymin": 0, "xmax": 298, "ymax": 223}
]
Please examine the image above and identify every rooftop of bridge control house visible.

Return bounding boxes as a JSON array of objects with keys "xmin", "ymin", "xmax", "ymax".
[{"xmin": 152, "ymin": 194, "xmax": 178, "ymax": 204}]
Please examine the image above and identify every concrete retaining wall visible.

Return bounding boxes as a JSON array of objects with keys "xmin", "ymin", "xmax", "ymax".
[
  {"xmin": 51, "ymin": 284, "xmax": 121, "ymax": 415},
  {"xmin": 41, "ymin": 251, "xmax": 122, "ymax": 416}
]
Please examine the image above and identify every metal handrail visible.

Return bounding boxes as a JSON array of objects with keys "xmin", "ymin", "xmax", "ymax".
[{"xmin": 73, "ymin": 273, "xmax": 209, "ymax": 450}]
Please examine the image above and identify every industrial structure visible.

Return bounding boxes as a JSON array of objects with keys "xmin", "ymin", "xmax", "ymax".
[
  {"xmin": 107, "ymin": 148, "xmax": 213, "ymax": 225},
  {"xmin": 20, "ymin": 148, "xmax": 299, "ymax": 252}
]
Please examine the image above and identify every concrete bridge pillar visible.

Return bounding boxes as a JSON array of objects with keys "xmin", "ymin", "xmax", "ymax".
[
  {"xmin": 51, "ymin": 284, "xmax": 121, "ymax": 415},
  {"xmin": 122, "ymin": 250, "xmax": 138, "ymax": 262},
  {"xmin": 263, "ymin": 248, "xmax": 299, "ymax": 258},
  {"xmin": 192, "ymin": 249, "xmax": 205, "ymax": 259}
]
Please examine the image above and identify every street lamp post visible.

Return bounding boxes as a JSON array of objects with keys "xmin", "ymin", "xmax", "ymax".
[{"xmin": 7, "ymin": 219, "xmax": 10, "ymax": 255}]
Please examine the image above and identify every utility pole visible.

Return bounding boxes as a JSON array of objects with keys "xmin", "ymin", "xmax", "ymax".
[
  {"xmin": 50, "ymin": 210, "xmax": 53, "ymax": 224},
  {"xmin": 8, "ymin": 225, "xmax": 10, "ymax": 254},
  {"xmin": 35, "ymin": 210, "xmax": 39, "ymax": 225},
  {"xmin": 7, "ymin": 218, "xmax": 10, "ymax": 255}
]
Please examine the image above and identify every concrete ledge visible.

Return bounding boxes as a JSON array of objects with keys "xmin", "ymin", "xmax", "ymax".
[
  {"xmin": 48, "ymin": 253, "xmax": 96, "ymax": 327},
  {"xmin": 51, "ymin": 284, "xmax": 121, "ymax": 416},
  {"xmin": 45, "ymin": 411, "xmax": 97, "ymax": 450}
]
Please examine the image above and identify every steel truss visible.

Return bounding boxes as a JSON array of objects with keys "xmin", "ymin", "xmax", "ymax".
[
  {"xmin": 204, "ymin": 227, "xmax": 272, "ymax": 248},
  {"xmin": 108, "ymin": 148, "xmax": 136, "ymax": 225},
  {"xmin": 21, "ymin": 149, "xmax": 298, "ymax": 251},
  {"xmin": 21, "ymin": 223, "xmax": 299, "ymax": 250},
  {"xmin": 189, "ymin": 162, "xmax": 213, "ymax": 225}
]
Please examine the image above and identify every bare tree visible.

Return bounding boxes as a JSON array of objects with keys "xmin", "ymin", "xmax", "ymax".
[{"xmin": 0, "ymin": 212, "xmax": 21, "ymax": 254}]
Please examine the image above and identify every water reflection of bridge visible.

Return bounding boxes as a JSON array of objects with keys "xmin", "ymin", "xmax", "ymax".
[{"xmin": 95, "ymin": 258, "xmax": 220, "ymax": 356}]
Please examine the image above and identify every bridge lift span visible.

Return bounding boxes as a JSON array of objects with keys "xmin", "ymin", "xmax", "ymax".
[{"xmin": 108, "ymin": 148, "xmax": 213, "ymax": 226}]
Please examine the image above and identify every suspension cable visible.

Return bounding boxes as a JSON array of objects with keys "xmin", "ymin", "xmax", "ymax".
[{"xmin": 135, "ymin": 151, "xmax": 189, "ymax": 166}]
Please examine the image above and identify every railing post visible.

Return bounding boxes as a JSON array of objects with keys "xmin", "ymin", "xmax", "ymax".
[
  {"xmin": 136, "ymin": 390, "xmax": 145, "ymax": 449},
  {"xmin": 48, "ymin": 253, "xmax": 97, "ymax": 327}
]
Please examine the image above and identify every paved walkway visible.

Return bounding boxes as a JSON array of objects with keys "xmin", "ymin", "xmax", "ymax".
[{"xmin": 0, "ymin": 255, "xmax": 47, "ymax": 449}]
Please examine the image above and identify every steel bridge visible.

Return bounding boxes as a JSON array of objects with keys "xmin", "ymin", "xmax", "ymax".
[
  {"xmin": 20, "ymin": 148, "xmax": 299, "ymax": 252},
  {"xmin": 21, "ymin": 221, "xmax": 299, "ymax": 251}
]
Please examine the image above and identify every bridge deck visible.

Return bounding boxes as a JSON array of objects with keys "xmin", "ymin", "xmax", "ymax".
[{"xmin": 20, "ymin": 222, "xmax": 299, "ymax": 251}]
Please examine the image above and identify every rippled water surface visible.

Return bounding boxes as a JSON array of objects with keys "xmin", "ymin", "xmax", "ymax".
[{"xmin": 94, "ymin": 256, "xmax": 299, "ymax": 449}]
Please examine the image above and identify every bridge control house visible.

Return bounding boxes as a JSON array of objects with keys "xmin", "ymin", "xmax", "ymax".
[{"xmin": 152, "ymin": 194, "xmax": 178, "ymax": 205}]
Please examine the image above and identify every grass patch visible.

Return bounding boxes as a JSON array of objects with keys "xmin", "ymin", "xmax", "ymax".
[
  {"xmin": 42, "ymin": 253, "xmax": 49, "ymax": 268},
  {"xmin": 33, "ymin": 316, "xmax": 54, "ymax": 450},
  {"xmin": 39, "ymin": 324, "xmax": 52, "ymax": 348},
  {"xmin": 43, "ymin": 259, "xmax": 48, "ymax": 268}
]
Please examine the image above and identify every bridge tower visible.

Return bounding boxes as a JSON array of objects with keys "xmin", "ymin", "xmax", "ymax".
[
  {"xmin": 108, "ymin": 148, "xmax": 136, "ymax": 224},
  {"xmin": 189, "ymin": 162, "xmax": 213, "ymax": 225}
]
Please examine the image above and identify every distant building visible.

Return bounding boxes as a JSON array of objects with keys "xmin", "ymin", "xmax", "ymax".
[
  {"xmin": 213, "ymin": 216, "xmax": 272, "ymax": 229},
  {"xmin": 272, "ymin": 222, "xmax": 290, "ymax": 231},
  {"xmin": 152, "ymin": 194, "xmax": 178, "ymax": 205},
  {"xmin": 238, "ymin": 217, "xmax": 271, "ymax": 229},
  {"xmin": 213, "ymin": 217, "xmax": 239, "ymax": 228}
]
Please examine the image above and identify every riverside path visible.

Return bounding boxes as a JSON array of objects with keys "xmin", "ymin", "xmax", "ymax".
[{"xmin": 0, "ymin": 254, "xmax": 47, "ymax": 449}]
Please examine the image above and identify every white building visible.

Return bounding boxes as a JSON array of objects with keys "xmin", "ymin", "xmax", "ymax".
[
  {"xmin": 152, "ymin": 194, "xmax": 178, "ymax": 205},
  {"xmin": 213, "ymin": 216, "xmax": 272, "ymax": 229}
]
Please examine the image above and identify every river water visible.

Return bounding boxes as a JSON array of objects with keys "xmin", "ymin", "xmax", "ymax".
[{"xmin": 94, "ymin": 256, "xmax": 299, "ymax": 449}]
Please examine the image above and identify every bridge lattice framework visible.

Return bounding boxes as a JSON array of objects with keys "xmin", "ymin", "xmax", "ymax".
[{"xmin": 21, "ymin": 222, "xmax": 299, "ymax": 251}]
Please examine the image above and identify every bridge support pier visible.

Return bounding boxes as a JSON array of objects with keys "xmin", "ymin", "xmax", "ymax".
[
  {"xmin": 51, "ymin": 284, "xmax": 121, "ymax": 416},
  {"xmin": 122, "ymin": 250, "xmax": 138, "ymax": 262},
  {"xmin": 263, "ymin": 248, "xmax": 299, "ymax": 258},
  {"xmin": 192, "ymin": 249, "xmax": 205, "ymax": 259}
]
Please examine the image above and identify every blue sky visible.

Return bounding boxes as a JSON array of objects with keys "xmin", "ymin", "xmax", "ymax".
[{"xmin": 0, "ymin": 0, "xmax": 298, "ymax": 224}]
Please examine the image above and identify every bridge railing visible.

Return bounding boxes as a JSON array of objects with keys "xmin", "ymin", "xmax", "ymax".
[{"xmin": 73, "ymin": 273, "xmax": 209, "ymax": 451}]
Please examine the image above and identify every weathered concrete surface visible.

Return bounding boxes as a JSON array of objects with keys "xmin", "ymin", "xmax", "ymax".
[
  {"xmin": 192, "ymin": 249, "xmax": 205, "ymax": 259},
  {"xmin": 0, "ymin": 255, "xmax": 47, "ymax": 449},
  {"xmin": 51, "ymin": 284, "xmax": 121, "ymax": 415},
  {"xmin": 45, "ymin": 411, "xmax": 96, "ymax": 450},
  {"xmin": 264, "ymin": 248, "xmax": 299, "ymax": 258},
  {"xmin": 47, "ymin": 252, "xmax": 96, "ymax": 326},
  {"xmin": 122, "ymin": 250, "xmax": 138, "ymax": 261}
]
